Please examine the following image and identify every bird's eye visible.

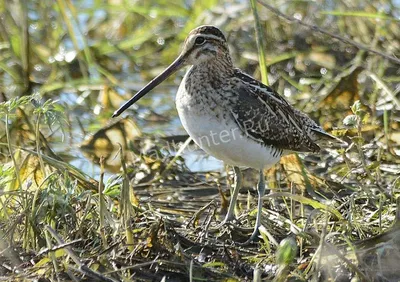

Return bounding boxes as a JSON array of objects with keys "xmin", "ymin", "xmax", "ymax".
[{"xmin": 195, "ymin": 36, "xmax": 206, "ymax": 45}]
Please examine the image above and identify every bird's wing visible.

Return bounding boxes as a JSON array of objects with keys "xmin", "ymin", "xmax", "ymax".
[{"xmin": 230, "ymin": 70, "xmax": 321, "ymax": 153}]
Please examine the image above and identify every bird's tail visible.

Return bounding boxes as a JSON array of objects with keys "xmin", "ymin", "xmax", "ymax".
[{"xmin": 312, "ymin": 128, "xmax": 348, "ymax": 148}]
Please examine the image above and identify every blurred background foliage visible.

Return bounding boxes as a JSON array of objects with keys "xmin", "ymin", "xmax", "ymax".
[{"xmin": 0, "ymin": 0, "xmax": 400, "ymax": 281}]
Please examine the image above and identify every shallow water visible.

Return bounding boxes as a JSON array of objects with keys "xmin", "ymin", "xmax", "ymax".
[{"xmin": 56, "ymin": 83, "xmax": 226, "ymax": 180}]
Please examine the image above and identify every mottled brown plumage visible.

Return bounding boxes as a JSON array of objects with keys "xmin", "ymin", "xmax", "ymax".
[{"xmin": 232, "ymin": 70, "xmax": 332, "ymax": 153}]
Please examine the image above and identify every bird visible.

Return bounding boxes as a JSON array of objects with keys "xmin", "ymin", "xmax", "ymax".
[{"xmin": 112, "ymin": 25, "xmax": 346, "ymax": 243}]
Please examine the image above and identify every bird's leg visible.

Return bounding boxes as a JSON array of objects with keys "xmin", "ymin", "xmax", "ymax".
[
  {"xmin": 245, "ymin": 169, "xmax": 265, "ymax": 243},
  {"xmin": 221, "ymin": 166, "xmax": 242, "ymax": 224}
]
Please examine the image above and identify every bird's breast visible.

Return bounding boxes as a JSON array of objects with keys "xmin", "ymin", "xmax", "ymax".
[{"xmin": 175, "ymin": 76, "xmax": 282, "ymax": 169}]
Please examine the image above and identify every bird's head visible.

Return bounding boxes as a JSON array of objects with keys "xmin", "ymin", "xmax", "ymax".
[
  {"xmin": 112, "ymin": 25, "xmax": 229, "ymax": 117},
  {"xmin": 180, "ymin": 25, "xmax": 229, "ymax": 65}
]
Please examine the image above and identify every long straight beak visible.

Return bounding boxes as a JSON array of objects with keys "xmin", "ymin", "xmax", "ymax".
[{"xmin": 112, "ymin": 54, "xmax": 185, "ymax": 118}]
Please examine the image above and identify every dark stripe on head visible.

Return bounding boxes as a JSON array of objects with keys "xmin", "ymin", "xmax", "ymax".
[{"xmin": 189, "ymin": 25, "xmax": 226, "ymax": 42}]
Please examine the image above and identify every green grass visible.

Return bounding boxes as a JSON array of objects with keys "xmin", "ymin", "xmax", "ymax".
[{"xmin": 0, "ymin": 0, "xmax": 399, "ymax": 281}]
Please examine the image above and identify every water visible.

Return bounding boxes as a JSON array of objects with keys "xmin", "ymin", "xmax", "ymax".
[{"xmin": 55, "ymin": 83, "xmax": 225, "ymax": 181}]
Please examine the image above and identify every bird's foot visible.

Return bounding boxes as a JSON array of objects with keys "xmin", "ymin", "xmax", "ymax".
[
  {"xmin": 237, "ymin": 228, "xmax": 260, "ymax": 246},
  {"xmin": 209, "ymin": 215, "xmax": 237, "ymax": 233}
]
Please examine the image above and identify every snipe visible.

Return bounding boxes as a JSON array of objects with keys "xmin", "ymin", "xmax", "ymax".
[{"xmin": 113, "ymin": 25, "xmax": 346, "ymax": 243}]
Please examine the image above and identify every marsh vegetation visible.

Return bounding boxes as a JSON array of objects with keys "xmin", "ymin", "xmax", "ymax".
[{"xmin": 0, "ymin": 0, "xmax": 399, "ymax": 281}]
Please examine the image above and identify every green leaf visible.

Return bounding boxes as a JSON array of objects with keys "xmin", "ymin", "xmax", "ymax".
[
  {"xmin": 351, "ymin": 100, "xmax": 362, "ymax": 115},
  {"xmin": 267, "ymin": 192, "xmax": 343, "ymax": 220},
  {"xmin": 203, "ymin": 261, "xmax": 226, "ymax": 268},
  {"xmin": 343, "ymin": 115, "xmax": 358, "ymax": 127},
  {"xmin": 276, "ymin": 236, "xmax": 297, "ymax": 265}
]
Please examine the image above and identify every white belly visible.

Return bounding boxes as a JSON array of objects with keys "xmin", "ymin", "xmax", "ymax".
[{"xmin": 176, "ymin": 103, "xmax": 281, "ymax": 170}]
